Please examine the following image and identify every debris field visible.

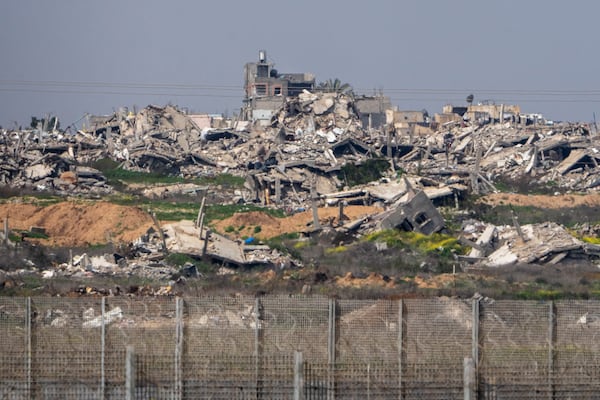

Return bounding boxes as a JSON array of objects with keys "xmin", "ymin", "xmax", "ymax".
[{"xmin": 2, "ymin": 90, "xmax": 600, "ymax": 292}]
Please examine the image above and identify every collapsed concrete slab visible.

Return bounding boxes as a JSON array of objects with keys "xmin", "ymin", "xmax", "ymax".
[
  {"xmin": 465, "ymin": 222, "xmax": 589, "ymax": 267},
  {"xmin": 376, "ymin": 189, "xmax": 445, "ymax": 235}
]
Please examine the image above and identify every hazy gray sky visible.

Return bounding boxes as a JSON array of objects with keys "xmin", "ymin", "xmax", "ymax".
[{"xmin": 1, "ymin": 0, "xmax": 598, "ymax": 129}]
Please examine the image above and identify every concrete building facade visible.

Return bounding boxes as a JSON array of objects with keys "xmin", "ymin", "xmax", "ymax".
[{"xmin": 243, "ymin": 50, "xmax": 315, "ymax": 123}]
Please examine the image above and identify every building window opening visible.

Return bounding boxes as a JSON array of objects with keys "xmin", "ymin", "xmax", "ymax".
[
  {"xmin": 255, "ymin": 84, "xmax": 267, "ymax": 95},
  {"xmin": 414, "ymin": 212, "xmax": 430, "ymax": 226},
  {"xmin": 257, "ymin": 64, "xmax": 269, "ymax": 78}
]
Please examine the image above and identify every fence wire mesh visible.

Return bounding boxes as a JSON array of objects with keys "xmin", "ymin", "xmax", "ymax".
[
  {"xmin": 2, "ymin": 296, "xmax": 600, "ymax": 399},
  {"xmin": 338, "ymin": 299, "xmax": 399, "ymax": 362}
]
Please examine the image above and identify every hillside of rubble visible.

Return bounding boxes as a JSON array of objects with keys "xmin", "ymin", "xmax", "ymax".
[{"xmin": 3, "ymin": 95, "xmax": 600, "ymax": 299}]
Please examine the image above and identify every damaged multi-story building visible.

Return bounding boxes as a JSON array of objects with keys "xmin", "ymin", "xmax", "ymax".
[
  {"xmin": 242, "ymin": 50, "xmax": 316, "ymax": 124},
  {"xmin": 354, "ymin": 95, "xmax": 392, "ymax": 131}
]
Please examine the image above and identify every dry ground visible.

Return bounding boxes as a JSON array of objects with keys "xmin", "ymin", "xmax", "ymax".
[
  {"xmin": 2, "ymin": 195, "xmax": 599, "ymax": 296},
  {"xmin": 3, "ymin": 193, "xmax": 595, "ymax": 248},
  {"xmin": 211, "ymin": 205, "xmax": 382, "ymax": 239},
  {"xmin": 0, "ymin": 201, "xmax": 154, "ymax": 246}
]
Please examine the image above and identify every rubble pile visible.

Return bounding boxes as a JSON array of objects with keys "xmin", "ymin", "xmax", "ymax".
[
  {"xmin": 0, "ymin": 129, "xmax": 112, "ymax": 195},
  {"xmin": 4, "ymin": 94, "xmax": 600, "ymax": 274},
  {"xmin": 244, "ymin": 91, "xmax": 382, "ymax": 208},
  {"xmin": 43, "ymin": 251, "xmax": 178, "ymax": 283},
  {"xmin": 5, "ymin": 96, "xmax": 597, "ymax": 208},
  {"xmin": 400, "ymin": 121, "xmax": 597, "ymax": 194},
  {"xmin": 271, "ymin": 91, "xmax": 364, "ymax": 142},
  {"xmin": 461, "ymin": 220, "xmax": 600, "ymax": 267}
]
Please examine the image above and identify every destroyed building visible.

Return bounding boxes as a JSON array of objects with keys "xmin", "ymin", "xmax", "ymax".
[
  {"xmin": 378, "ymin": 188, "xmax": 445, "ymax": 235},
  {"xmin": 243, "ymin": 50, "xmax": 316, "ymax": 124},
  {"xmin": 386, "ymin": 109, "xmax": 433, "ymax": 136},
  {"xmin": 354, "ymin": 95, "xmax": 392, "ymax": 131},
  {"xmin": 4, "ymin": 49, "xmax": 600, "ymax": 273}
]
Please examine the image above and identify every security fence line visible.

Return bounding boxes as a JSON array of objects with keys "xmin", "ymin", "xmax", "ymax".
[{"xmin": 2, "ymin": 296, "xmax": 600, "ymax": 399}]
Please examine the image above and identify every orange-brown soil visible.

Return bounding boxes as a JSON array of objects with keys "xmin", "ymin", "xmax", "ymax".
[{"xmin": 0, "ymin": 201, "xmax": 154, "ymax": 246}]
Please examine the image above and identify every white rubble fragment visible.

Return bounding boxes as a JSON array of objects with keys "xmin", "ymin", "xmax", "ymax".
[{"xmin": 83, "ymin": 307, "xmax": 123, "ymax": 328}]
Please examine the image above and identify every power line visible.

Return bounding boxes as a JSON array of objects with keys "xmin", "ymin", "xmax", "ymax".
[
  {"xmin": 3, "ymin": 79, "xmax": 600, "ymax": 108},
  {"xmin": 373, "ymin": 88, "xmax": 600, "ymax": 95},
  {"xmin": 4, "ymin": 79, "xmax": 600, "ymax": 96},
  {"xmin": 389, "ymin": 97, "xmax": 600, "ymax": 104},
  {"xmin": 0, "ymin": 87, "xmax": 241, "ymax": 98},
  {"xmin": 0, "ymin": 79, "xmax": 241, "ymax": 91}
]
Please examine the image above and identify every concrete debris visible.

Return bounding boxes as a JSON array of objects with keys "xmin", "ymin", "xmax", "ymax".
[
  {"xmin": 2, "ymin": 101, "xmax": 597, "ymax": 205},
  {"xmin": 376, "ymin": 189, "xmax": 445, "ymax": 235},
  {"xmin": 190, "ymin": 303, "xmax": 260, "ymax": 329},
  {"xmin": 461, "ymin": 221, "xmax": 593, "ymax": 267},
  {"xmin": 162, "ymin": 220, "xmax": 301, "ymax": 268},
  {"xmin": 4, "ymin": 80, "xmax": 600, "ymax": 273},
  {"xmin": 82, "ymin": 306, "xmax": 123, "ymax": 328}
]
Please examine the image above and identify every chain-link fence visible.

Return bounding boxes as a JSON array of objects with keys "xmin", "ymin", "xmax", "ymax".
[{"xmin": 1, "ymin": 296, "xmax": 600, "ymax": 398}]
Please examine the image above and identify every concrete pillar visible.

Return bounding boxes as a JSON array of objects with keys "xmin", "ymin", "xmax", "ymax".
[
  {"xmin": 311, "ymin": 181, "xmax": 321, "ymax": 230},
  {"xmin": 202, "ymin": 230, "xmax": 211, "ymax": 257},
  {"xmin": 3, "ymin": 216, "xmax": 7, "ymax": 246},
  {"xmin": 275, "ymin": 178, "xmax": 281, "ymax": 204}
]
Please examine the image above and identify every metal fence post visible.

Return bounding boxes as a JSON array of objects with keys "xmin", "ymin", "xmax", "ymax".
[
  {"xmin": 367, "ymin": 363, "xmax": 371, "ymax": 400},
  {"xmin": 472, "ymin": 299, "xmax": 480, "ymax": 397},
  {"xmin": 175, "ymin": 297, "xmax": 183, "ymax": 400},
  {"xmin": 327, "ymin": 298, "xmax": 336, "ymax": 400},
  {"xmin": 398, "ymin": 299, "xmax": 406, "ymax": 400},
  {"xmin": 26, "ymin": 297, "xmax": 32, "ymax": 399},
  {"xmin": 101, "ymin": 297, "xmax": 105, "ymax": 400},
  {"xmin": 548, "ymin": 301, "xmax": 556, "ymax": 400},
  {"xmin": 254, "ymin": 297, "xmax": 263, "ymax": 399},
  {"xmin": 464, "ymin": 357, "xmax": 476, "ymax": 400},
  {"xmin": 294, "ymin": 351, "xmax": 304, "ymax": 400},
  {"xmin": 254, "ymin": 297, "xmax": 262, "ymax": 357},
  {"xmin": 126, "ymin": 346, "xmax": 136, "ymax": 400}
]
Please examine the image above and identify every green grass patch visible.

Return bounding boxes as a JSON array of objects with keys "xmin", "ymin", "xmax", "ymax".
[
  {"xmin": 165, "ymin": 253, "xmax": 213, "ymax": 274},
  {"xmin": 293, "ymin": 240, "xmax": 310, "ymax": 249},
  {"xmin": 364, "ymin": 230, "xmax": 467, "ymax": 258},
  {"xmin": 94, "ymin": 158, "xmax": 244, "ymax": 188},
  {"xmin": 205, "ymin": 204, "xmax": 284, "ymax": 223},
  {"xmin": 107, "ymin": 196, "xmax": 199, "ymax": 221},
  {"xmin": 0, "ymin": 195, "xmax": 62, "ymax": 206},
  {"xmin": 264, "ymin": 232, "xmax": 302, "ymax": 259},
  {"xmin": 0, "ymin": 274, "xmax": 46, "ymax": 296},
  {"xmin": 515, "ymin": 288, "xmax": 563, "ymax": 300},
  {"xmin": 23, "ymin": 230, "xmax": 49, "ymax": 240},
  {"xmin": 338, "ymin": 158, "xmax": 391, "ymax": 187},
  {"xmin": 9, "ymin": 229, "xmax": 49, "ymax": 241},
  {"xmin": 582, "ymin": 236, "xmax": 600, "ymax": 245},
  {"xmin": 325, "ymin": 245, "xmax": 348, "ymax": 254},
  {"xmin": 471, "ymin": 201, "xmax": 600, "ymax": 228},
  {"xmin": 364, "ymin": 230, "xmax": 409, "ymax": 248},
  {"xmin": 8, "ymin": 232, "xmax": 22, "ymax": 242}
]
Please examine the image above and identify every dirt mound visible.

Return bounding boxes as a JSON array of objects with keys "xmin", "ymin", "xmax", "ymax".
[
  {"xmin": 212, "ymin": 205, "xmax": 382, "ymax": 239},
  {"xmin": 479, "ymin": 193, "xmax": 600, "ymax": 209},
  {"xmin": 226, "ymin": 211, "xmax": 280, "ymax": 227},
  {"xmin": 0, "ymin": 201, "xmax": 154, "ymax": 247}
]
